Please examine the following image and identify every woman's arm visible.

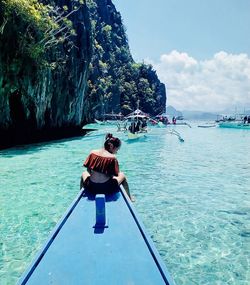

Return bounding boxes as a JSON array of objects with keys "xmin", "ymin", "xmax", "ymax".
[{"xmin": 113, "ymin": 172, "xmax": 134, "ymax": 201}]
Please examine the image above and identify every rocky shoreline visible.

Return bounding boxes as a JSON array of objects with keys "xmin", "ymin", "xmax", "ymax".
[{"xmin": 0, "ymin": 126, "xmax": 90, "ymax": 150}]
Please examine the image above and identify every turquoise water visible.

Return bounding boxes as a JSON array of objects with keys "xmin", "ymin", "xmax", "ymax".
[{"xmin": 0, "ymin": 123, "xmax": 250, "ymax": 284}]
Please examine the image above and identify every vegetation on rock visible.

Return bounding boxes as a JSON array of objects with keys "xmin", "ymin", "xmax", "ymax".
[
  {"xmin": 84, "ymin": 0, "xmax": 166, "ymax": 120},
  {"xmin": 0, "ymin": 0, "xmax": 166, "ymax": 148},
  {"xmin": 0, "ymin": 0, "xmax": 83, "ymax": 64}
]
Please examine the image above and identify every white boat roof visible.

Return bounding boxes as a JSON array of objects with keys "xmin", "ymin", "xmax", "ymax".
[
  {"xmin": 126, "ymin": 115, "xmax": 148, "ymax": 119},
  {"xmin": 125, "ymin": 109, "xmax": 149, "ymax": 118}
]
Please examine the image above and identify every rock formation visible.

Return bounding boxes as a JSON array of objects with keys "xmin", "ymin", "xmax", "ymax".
[{"xmin": 0, "ymin": 0, "xmax": 166, "ymax": 149}]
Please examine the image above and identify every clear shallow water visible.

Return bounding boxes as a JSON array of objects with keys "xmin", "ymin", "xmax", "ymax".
[{"xmin": 0, "ymin": 122, "xmax": 250, "ymax": 285}]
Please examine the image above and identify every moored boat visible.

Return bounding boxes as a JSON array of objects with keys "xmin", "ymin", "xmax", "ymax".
[
  {"xmin": 218, "ymin": 122, "xmax": 250, "ymax": 129},
  {"xmin": 198, "ymin": 123, "xmax": 216, "ymax": 128},
  {"xmin": 125, "ymin": 109, "xmax": 150, "ymax": 140},
  {"xmin": 157, "ymin": 121, "xmax": 192, "ymax": 128}
]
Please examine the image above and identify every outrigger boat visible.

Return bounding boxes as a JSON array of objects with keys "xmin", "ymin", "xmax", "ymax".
[
  {"xmin": 155, "ymin": 113, "xmax": 191, "ymax": 128},
  {"xmin": 157, "ymin": 121, "xmax": 192, "ymax": 128},
  {"xmin": 198, "ymin": 122, "xmax": 216, "ymax": 128},
  {"xmin": 18, "ymin": 187, "xmax": 174, "ymax": 285},
  {"xmin": 218, "ymin": 121, "xmax": 250, "ymax": 129},
  {"xmin": 125, "ymin": 109, "xmax": 151, "ymax": 140}
]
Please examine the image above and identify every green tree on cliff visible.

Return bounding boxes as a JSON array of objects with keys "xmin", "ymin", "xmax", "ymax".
[{"xmin": 85, "ymin": 0, "xmax": 166, "ymax": 119}]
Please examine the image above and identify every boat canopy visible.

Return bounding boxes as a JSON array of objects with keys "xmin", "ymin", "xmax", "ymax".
[
  {"xmin": 125, "ymin": 109, "xmax": 150, "ymax": 119},
  {"xmin": 126, "ymin": 114, "xmax": 148, "ymax": 119}
]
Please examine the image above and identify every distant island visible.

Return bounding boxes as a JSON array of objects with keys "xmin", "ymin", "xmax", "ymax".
[
  {"xmin": 165, "ymin": 106, "xmax": 183, "ymax": 118},
  {"xmin": 181, "ymin": 110, "xmax": 218, "ymax": 120},
  {"xmin": 165, "ymin": 105, "xmax": 239, "ymax": 120}
]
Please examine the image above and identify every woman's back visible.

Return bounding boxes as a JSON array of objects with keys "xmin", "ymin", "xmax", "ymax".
[
  {"xmin": 81, "ymin": 133, "xmax": 132, "ymax": 200},
  {"xmin": 91, "ymin": 149, "xmax": 116, "ymax": 158},
  {"xmin": 84, "ymin": 149, "xmax": 119, "ymax": 183}
]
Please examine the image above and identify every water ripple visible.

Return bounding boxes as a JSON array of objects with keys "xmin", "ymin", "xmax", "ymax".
[{"xmin": 0, "ymin": 125, "xmax": 250, "ymax": 284}]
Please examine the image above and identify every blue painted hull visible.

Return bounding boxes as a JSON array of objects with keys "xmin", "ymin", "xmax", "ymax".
[{"xmin": 18, "ymin": 188, "xmax": 175, "ymax": 285}]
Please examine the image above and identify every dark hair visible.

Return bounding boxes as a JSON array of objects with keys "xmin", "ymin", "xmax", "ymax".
[{"xmin": 104, "ymin": 133, "xmax": 121, "ymax": 153}]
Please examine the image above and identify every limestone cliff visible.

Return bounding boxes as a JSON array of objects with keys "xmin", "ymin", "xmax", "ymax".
[
  {"xmin": 85, "ymin": 0, "xmax": 166, "ymax": 120},
  {"xmin": 0, "ymin": 0, "xmax": 166, "ymax": 149},
  {"xmin": 0, "ymin": 0, "xmax": 92, "ymax": 148}
]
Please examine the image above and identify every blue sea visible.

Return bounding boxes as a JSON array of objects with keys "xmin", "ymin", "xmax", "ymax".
[{"xmin": 0, "ymin": 122, "xmax": 250, "ymax": 285}]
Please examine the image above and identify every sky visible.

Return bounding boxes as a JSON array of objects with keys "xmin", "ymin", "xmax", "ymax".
[{"xmin": 112, "ymin": 0, "xmax": 250, "ymax": 113}]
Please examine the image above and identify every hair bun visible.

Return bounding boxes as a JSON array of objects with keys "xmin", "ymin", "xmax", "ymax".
[
  {"xmin": 105, "ymin": 133, "xmax": 113, "ymax": 140},
  {"xmin": 104, "ymin": 133, "xmax": 121, "ymax": 152}
]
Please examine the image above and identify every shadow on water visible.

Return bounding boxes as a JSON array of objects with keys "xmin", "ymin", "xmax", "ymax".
[{"xmin": 0, "ymin": 135, "xmax": 85, "ymax": 157}]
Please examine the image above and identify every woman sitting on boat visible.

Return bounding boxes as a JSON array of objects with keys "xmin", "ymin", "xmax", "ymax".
[{"xmin": 81, "ymin": 133, "xmax": 133, "ymax": 201}]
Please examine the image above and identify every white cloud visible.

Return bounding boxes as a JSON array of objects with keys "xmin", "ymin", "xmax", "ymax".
[{"xmin": 146, "ymin": 50, "xmax": 250, "ymax": 112}]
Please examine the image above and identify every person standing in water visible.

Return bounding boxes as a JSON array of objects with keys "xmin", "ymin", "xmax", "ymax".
[{"xmin": 81, "ymin": 133, "xmax": 133, "ymax": 201}]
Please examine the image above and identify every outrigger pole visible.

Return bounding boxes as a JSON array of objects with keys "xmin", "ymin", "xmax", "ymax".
[{"xmin": 168, "ymin": 129, "xmax": 185, "ymax": 142}]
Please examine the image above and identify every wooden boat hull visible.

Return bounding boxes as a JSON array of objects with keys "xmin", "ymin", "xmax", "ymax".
[
  {"xmin": 198, "ymin": 124, "xmax": 216, "ymax": 128},
  {"xmin": 18, "ymin": 188, "xmax": 174, "ymax": 285},
  {"xmin": 127, "ymin": 131, "xmax": 147, "ymax": 140}
]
